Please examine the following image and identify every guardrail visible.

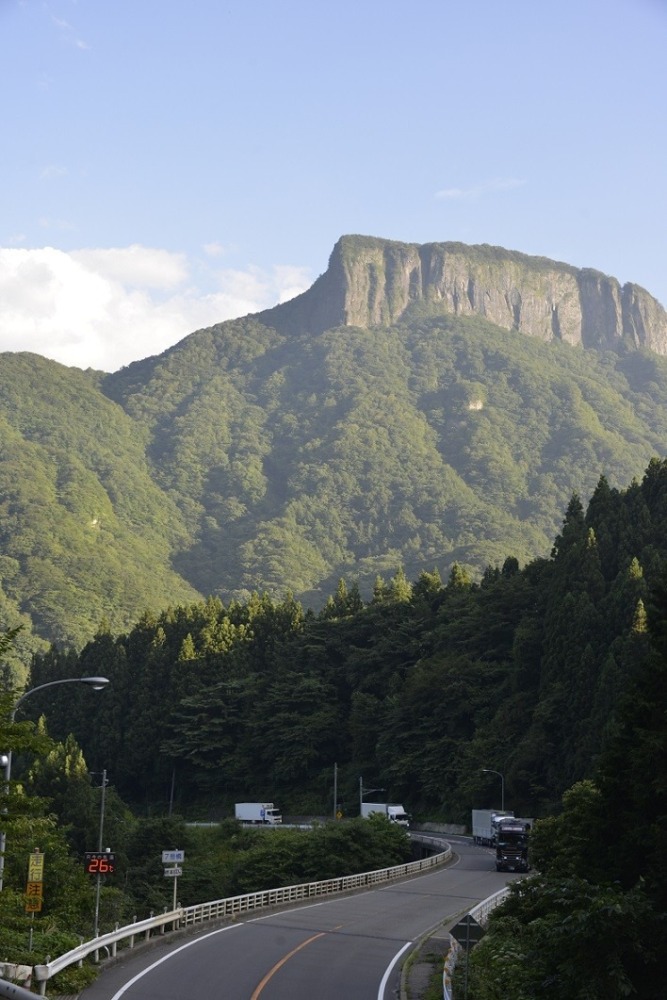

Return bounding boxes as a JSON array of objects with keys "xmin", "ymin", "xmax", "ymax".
[
  {"xmin": 27, "ymin": 844, "xmax": 451, "ymax": 995},
  {"xmin": 442, "ymin": 887, "xmax": 509, "ymax": 1000},
  {"xmin": 0, "ymin": 967, "xmax": 39, "ymax": 1000}
]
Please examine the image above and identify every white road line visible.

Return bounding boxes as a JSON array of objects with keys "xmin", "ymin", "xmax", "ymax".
[
  {"xmin": 377, "ymin": 940, "xmax": 412, "ymax": 1000},
  {"xmin": 107, "ymin": 923, "xmax": 243, "ymax": 1000}
]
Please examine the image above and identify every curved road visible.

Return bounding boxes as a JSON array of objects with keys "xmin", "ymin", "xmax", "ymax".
[{"xmin": 81, "ymin": 838, "xmax": 514, "ymax": 1000}]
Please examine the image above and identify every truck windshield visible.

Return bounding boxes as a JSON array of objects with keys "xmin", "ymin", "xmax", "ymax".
[{"xmin": 498, "ymin": 832, "xmax": 527, "ymax": 847}]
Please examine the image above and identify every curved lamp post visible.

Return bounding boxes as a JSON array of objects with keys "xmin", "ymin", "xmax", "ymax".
[
  {"xmin": 481, "ymin": 768, "xmax": 505, "ymax": 813},
  {"xmin": 0, "ymin": 676, "xmax": 109, "ymax": 891},
  {"xmin": 359, "ymin": 777, "xmax": 385, "ymax": 816}
]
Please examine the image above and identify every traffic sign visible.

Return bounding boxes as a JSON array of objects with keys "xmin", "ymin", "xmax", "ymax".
[
  {"xmin": 162, "ymin": 850, "xmax": 185, "ymax": 863},
  {"xmin": 28, "ymin": 852, "xmax": 44, "ymax": 881},
  {"xmin": 25, "ymin": 892, "xmax": 43, "ymax": 913},
  {"xmin": 84, "ymin": 851, "xmax": 116, "ymax": 875},
  {"xmin": 26, "ymin": 851, "xmax": 44, "ymax": 913},
  {"xmin": 164, "ymin": 866, "xmax": 182, "ymax": 877},
  {"xmin": 450, "ymin": 913, "xmax": 485, "ymax": 951}
]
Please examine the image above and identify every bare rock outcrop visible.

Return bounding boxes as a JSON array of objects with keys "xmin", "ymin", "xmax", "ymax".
[{"xmin": 261, "ymin": 235, "xmax": 667, "ymax": 355}]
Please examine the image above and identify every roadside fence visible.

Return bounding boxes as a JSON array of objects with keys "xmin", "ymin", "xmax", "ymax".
[{"xmin": 20, "ymin": 843, "xmax": 452, "ymax": 996}]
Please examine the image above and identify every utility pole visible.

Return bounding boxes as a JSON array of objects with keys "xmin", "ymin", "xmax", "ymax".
[
  {"xmin": 92, "ymin": 769, "xmax": 108, "ymax": 938},
  {"xmin": 333, "ymin": 762, "xmax": 338, "ymax": 820}
]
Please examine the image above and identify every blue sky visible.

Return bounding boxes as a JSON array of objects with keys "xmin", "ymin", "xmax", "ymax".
[{"xmin": 1, "ymin": 0, "xmax": 665, "ymax": 371}]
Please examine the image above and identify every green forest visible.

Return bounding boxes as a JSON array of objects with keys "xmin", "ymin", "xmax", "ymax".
[
  {"xmin": 4, "ymin": 302, "xmax": 667, "ymax": 658},
  {"xmin": 4, "ymin": 240, "xmax": 667, "ymax": 994},
  {"xmin": 3, "ymin": 460, "xmax": 667, "ymax": 993},
  {"xmin": 25, "ymin": 458, "xmax": 667, "ymax": 821}
]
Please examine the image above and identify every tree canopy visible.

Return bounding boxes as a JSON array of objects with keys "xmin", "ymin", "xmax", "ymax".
[{"xmin": 4, "ymin": 310, "xmax": 667, "ymax": 647}]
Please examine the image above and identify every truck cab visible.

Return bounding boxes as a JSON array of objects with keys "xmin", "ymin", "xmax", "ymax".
[{"xmin": 494, "ymin": 819, "xmax": 531, "ymax": 872}]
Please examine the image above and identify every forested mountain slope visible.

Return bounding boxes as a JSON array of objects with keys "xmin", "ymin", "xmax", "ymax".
[
  {"xmin": 104, "ymin": 308, "xmax": 667, "ymax": 608},
  {"xmin": 0, "ymin": 353, "xmax": 200, "ymax": 660},
  {"xmin": 27, "ymin": 457, "xmax": 667, "ymax": 821},
  {"xmin": 2, "ymin": 236, "xmax": 667, "ymax": 651}
]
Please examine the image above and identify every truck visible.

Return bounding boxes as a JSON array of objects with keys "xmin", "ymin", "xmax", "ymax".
[
  {"xmin": 471, "ymin": 809, "xmax": 515, "ymax": 846},
  {"xmin": 494, "ymin": 816, "xmax": 532, "ymax": 872},
  {"xmin": 234, "ymin": 802, "xmax": 282, "ymax": 825},
  {"xmin": 361, "ymin": 802, "xmax": 410, "ymax": 827}
]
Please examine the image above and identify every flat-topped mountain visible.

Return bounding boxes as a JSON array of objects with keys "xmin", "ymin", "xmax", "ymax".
[
  {"xmin": 262, "ymin": 235, "xmax": 667, "ymax": 354},
  {"xmin": 3, "ymin": 234, "xmax": 667, "ymax": 655}
]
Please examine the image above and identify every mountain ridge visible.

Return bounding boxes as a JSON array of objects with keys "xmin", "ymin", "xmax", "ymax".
[
  {"xmin": 258, "ymin": 235, "xmax": 667, "ymax": 355},
  {"xmin": 3, "ymin": 235, "xmax": 667, "ymax": 654}
]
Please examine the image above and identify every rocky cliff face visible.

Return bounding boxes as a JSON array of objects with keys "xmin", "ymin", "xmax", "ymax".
[{"xmin": 262, "ymin": 235, "xmax": 667, "ymax": 355}]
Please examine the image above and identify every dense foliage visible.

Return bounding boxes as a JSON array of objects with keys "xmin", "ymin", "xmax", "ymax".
[
  {"xmin": 0, "ymin": 650, "xmax": 411, "ymax": 990},
  {"xmin": 4, "ymin": 301, "xmax": 667, "ymax": 649},
  {"xmin": 452, "ymin": 551, "xmax": 667, "ymax": 997},
  {"xmin": 3, "ymin": 458, "xmax": 667, "ymax": 993},
  {"xmin": 6, "ymin": 250, "xmax": 667, "ymax": 994},
  {"xmin": 22, "ymin": 458, "xmax": 667, "ymax": 826},
  {"xmin": 461, "ymin": 612, "xmax": 667, "ymax": 999},
  {"xmin": 0, "ymin": 353, "xmax": 199, "ymax": 658}
]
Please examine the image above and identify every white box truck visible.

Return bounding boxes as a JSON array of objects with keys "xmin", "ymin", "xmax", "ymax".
[
  {"xmin": 361, "ymin": 802, "xmax": 410, "ymax": 827},
  {"xmin": 471, "ymin": 809, "xmax": 514, "ymax": 845},
  {"xmin": 235, "ymin": 802, "xmax": 282, "ymax": 825}
]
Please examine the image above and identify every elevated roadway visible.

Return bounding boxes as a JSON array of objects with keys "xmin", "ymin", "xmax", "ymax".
[{"xmin": 80, "ymin": 837, "xmax": 515, "ymax": 1000}]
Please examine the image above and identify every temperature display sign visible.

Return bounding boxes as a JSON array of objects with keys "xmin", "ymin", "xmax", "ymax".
[{"xmin": 83, "ymin": 852, "xmax": 116, "ymax": 875}]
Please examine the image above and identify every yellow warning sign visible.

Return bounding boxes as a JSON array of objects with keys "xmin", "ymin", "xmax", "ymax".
[{"xmin": 28, "ymin": 852, "xmax": 44, "ymax": 881}]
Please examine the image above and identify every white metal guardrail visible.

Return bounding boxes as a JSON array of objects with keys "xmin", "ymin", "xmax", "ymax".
[
  {"xmin": 0, "ymin": 968, "xmax": 40, "ymax": 1000},
  {"xmin": 442, "ymin": 887, "xmax": 509, "ymax": 1000},
  {"xmin": 26, "ymin": 845, "xmax": 451, "ymax": 995}
]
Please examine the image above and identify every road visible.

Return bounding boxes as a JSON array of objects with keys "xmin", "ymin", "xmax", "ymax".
[{"xmin": 80, "ymin": 838, "xmax": 514, "ymax": 1000}]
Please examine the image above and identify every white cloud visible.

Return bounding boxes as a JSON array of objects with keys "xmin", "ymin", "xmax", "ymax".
[
  {"xmin": 0, "ymin": 246, "xmax": 311, "ymax": 372},
  {"xmin": 51, "ymin": 14, "xmax": 90, "ymax": 51},
  {"xmin": 38, "ymin": 215, "xmax": 76, "ymax": 232},
  {"xmin": 71, "ymin": 245, "xmax": 189, "ymax": 290},
  {"xmin": 40, "ymin": 164, "xmax": 68, "ymax": 180},
  {"xmin": 274, "ymin": 265, "xmax": 313, "ymax": 303},
  {"xmin": 436, "ymin": 177, "xmax": 526, "ymax": 200},
  {"xmin": 203, "ymin": 242, "xmax": 227, "ymax": 258}
]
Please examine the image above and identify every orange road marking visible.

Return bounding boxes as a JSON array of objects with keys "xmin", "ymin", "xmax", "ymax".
[{"xmin": 250, "ymin": 926, "xmax": 342, "ymax": 999}]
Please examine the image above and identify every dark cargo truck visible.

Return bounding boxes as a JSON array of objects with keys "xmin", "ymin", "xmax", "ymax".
[{"xmin": 494, "ymin": 817, "xmax": 532, "ymax": 872}]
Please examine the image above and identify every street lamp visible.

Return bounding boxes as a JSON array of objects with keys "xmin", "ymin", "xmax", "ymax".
[
  {"xmin": 0, "ymin": 676, "xmax": 109, "ymax": 891},
  {"xmin": 481, "ymin": 768, "xmax": 505, "ymax": 813},
  {"xmin": 359, "ymin": 777, "xmax": 385, "ymax": 815}
]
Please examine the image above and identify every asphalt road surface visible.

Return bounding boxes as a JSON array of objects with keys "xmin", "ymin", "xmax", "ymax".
[{"xmin": 80, "ymin": 838, "xmax": 513, "ymax": 1000}]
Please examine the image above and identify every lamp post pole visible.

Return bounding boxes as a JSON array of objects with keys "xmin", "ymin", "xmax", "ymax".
[
  {"xmin": 0, "ymin": 676, "xmax": 109, "ymax": 891},
  {"xmin": 359, "ymin": 777, "xmax": 385, "ymax": 816},
  {"xmin": 481, "ymin": 768, "xmax": 505, "ymax": 813},
  {"xmin": 92, "ymin": 768, "xmax": 108, "ymax": 938}
]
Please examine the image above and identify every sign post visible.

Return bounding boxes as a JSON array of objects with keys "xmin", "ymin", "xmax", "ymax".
[
  {"xmin": 25, "ymin": 849, "xmax": 45, "ymax": 952},
  {"xmin": 449, "ymin": 914, "xmax": 486, "ymax": 999},
  {"xmin": 162, "ymin": 850, "xmax": 185, "ymax": 909},
  {"xmin": 25, "ymin": 849, "xmax": 44, "ymax": 912},
  {"xmin": 83, "ymin": 849, "xmax": 116, "ymax": 942}
]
